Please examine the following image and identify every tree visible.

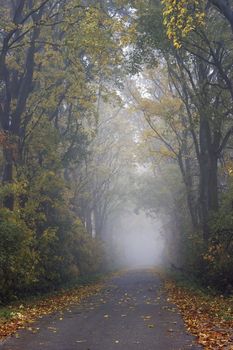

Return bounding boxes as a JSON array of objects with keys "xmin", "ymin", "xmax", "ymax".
[
  {"xmin": 72, "ymin": 97, "xmax": 137, "ymax": 238},
  {"xmin": 130, "ymin": 0, "xmax": 233, "ymax": 239},
  {"xmin": 127, "ymin": 68, "xmax": 199, "ymax": 228},
  {"xmin": 0, "ymin": 0, "xmax": 129, "ymax": 209},
  {"xmin": 0, "ymin": 1, "xmax": 54, "ymax": 208},
  {"xmin": 162, "ymin": 0, "xmax": 233, "ymax": 48},
  {"xmin": 0, "ymin": 0, "xmax": 136, "ymax": 299}
]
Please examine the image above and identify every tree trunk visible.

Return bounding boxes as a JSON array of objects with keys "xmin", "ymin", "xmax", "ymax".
[
  {"xmin": 177, "ymin": 149, "xmax": 198, "ymax": 229},
  {"xmin": 0, "ymin": 1, "xmax": 46, "ymax": 210},
  {"xmin": 199, "ymin": 154, "xmax": 211, "ymax": 240},
  {"xmin": 2, "ymin": 147, "xmax": 14, "ymax": 210},
  {"xmin": 208, "ymin": 154, "xmax": 218, "ymax": 211},
  {"xmin": 211, "ymin": 0, "xmax": 233, "ymax": 34},
  {"xmin": 199, "ymin": 114, "xmax": 219, "ymax": 240}
]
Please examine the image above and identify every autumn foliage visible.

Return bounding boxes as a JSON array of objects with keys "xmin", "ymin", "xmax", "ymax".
[
  {"xmin": 162, "ymin": 0, "xmax": 205, "ymax": 48},
  {"xmin": 0, "ymin": 282, "xmax": 103, "ymax": 340},
  {"xmin": 165, "ymin": 280, "xmax": 233, "ymax": 349},
  {"xmin": 0, "ymin": 1, "xmax": 127, "ymax": 303}
]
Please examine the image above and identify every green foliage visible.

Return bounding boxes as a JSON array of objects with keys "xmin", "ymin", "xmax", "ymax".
[
  {"xmin": 0, "ymin": 1, "xmax": 131, "ymax": 304},
  {"xmin": 128, "ymin": 0, "xmax": 233, "ymax": 293},
  {"xmin": 202, "ymin": 184, "xmax": 233, "ymax": 290},
  {"xmin": 0, "ymin": 209, "xmax": 36, "ymax": 302},
  {"xmin": 180, "ymin": 182, "xmax": 233, "ymax": 291},
  {"xmin": 71, "ymin": 220, "xmax": 105, "ymax": 276},
  {"xmin": 0, "ymin": 176, "xmax": 105, "ymax": 301}
]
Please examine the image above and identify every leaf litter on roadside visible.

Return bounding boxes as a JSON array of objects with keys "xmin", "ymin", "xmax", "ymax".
[
  {"xmin": 165, "ymin": 280, "xmax": 233, "ymax": 349},
  {"xmin": 0, "ymin": 283, "xmax": 103, "ymax": 340}
]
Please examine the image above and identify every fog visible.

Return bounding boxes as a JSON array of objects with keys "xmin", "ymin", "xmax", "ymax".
[
  {"xmin": 78, "ymin": 97, "xmax": 170, "ymax": 271},
  {"xmin": 107, "ymin": 210, "xmax": 165, "ymax": 268}
]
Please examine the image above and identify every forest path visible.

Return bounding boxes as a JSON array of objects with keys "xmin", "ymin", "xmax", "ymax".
[{"xmin": 1, "ymin": 269, "xmax": 202, "ymax": 350}]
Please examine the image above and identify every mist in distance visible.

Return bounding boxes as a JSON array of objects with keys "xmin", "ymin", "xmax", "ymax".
[{"xmin": 107, "ymin": 210, "xmax": 165, "ymax": 269}]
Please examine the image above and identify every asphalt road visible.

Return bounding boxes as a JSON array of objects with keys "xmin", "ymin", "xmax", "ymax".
[{"xmin": 1, "ymin": 269, "xmax": 202, "ymax": 350}]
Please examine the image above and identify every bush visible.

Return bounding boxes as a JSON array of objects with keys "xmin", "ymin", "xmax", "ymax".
[
  {"xmin": 182, "ymin": 184, "xmax": 233, "ymax": 292},
  {"xmin": 0, "ymin": 173, "xmax": 106, "ymax": 301},
  {"xmin": 71, "ymin": 220, "xmax": 105, "ymax": 276},
  {"xmin": 204, "ymin": 209, "xmax": 233, "ymax": 291},
  {"xmin": 0, "ymin": 209, "xmax": 36, "ymax": 302}
]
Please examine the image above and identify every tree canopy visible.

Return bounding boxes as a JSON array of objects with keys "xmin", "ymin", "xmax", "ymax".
[{"xmin": 1, "ymin": 0, "xmax": 233, "ymax": 303}]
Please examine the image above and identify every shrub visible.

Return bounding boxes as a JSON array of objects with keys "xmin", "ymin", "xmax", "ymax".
[
  {"xmin": 0, "ymin": 209, "xmax": 36, "ymax": 302},
  {"xmin": 71, "ymin": 220, "xmax": 105, "ymax": 276}
]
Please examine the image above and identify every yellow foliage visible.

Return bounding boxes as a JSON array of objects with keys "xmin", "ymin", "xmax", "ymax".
[{"xmin": 162, "ymin": 0, "xmax": 205, "ymax": 48}]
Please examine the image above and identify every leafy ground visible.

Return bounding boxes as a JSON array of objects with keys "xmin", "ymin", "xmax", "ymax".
[
  {"xmin": 2, "ymin": 269, "xmax": 233, "ymax": 349},
  {"xmin": 165, "ymin": 279, "xmax": 233, "ymax": 349},
  {"xmin": 0, "ymin": 281, "xmax": 103, "ymax": 341},
  {"xmin": 1, "ymin": 269, "xmax": 201, "ymax": 350}
]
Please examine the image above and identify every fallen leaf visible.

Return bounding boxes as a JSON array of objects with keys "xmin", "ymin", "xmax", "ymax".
[{"xmin": 148, "ymin": 324, "xmax": 155, "ymax": 328}]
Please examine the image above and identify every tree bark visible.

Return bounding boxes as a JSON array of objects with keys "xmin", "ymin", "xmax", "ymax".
[
  {"xmin": 2, "ymin": 148, "xmax": 14, "ymax": 210},
  {"xmin": 0, "ymin": 3, "xmax": 42, "ymax": 209},
  {"xmin": 199, "ymin": 113, "xmax": 219, "ymax": 239}
]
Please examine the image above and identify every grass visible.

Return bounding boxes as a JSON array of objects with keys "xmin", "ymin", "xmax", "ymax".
[
  {"xmin": 165, "ymin": 268, "xmax": 218, "ymax": 296},
  {"xmin": 0, "ymin": 308, "xmax": 15, "ymax": 321}
]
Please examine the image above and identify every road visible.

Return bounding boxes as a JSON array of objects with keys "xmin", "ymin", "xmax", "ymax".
[{"xmin": 1, "ymin": 269, "xmax": 202, "ymax": 350}]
